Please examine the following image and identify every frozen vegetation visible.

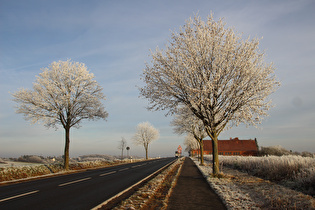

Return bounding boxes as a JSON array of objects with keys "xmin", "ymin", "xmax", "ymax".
[
  {"xmin": 194, "ymin": 156, "xmax": 315, "ymax": 209},
  {"xmin": 11, "ymin": 60, "xmax": 109, "ymax": 170},
  {"xmin": 0, "ymin": 155, "xmax": 142, "ymax": 182},
  {"xmin": 209, "ymin": 155, "xmax": 315, "ymax": 196}
]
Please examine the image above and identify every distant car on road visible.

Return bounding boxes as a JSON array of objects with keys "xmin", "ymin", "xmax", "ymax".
[{"xmin": 175, "ymin": 151, "xmax": 180, "ymax": 158}]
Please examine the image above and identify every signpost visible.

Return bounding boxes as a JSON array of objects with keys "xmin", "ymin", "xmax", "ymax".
[{"xmin": 175, "ymin": 145, "xmax": 182, "ymax": 157}]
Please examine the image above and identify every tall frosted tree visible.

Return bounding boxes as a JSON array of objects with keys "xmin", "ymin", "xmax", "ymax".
[
  {"xmin": 132, "ymin": 122, "xmax": 159, "ymax": 159},
  {"xmin": 140, "ymin": 14, "xmax": 280, "ymax": 175},
  {"xmin": 12, "ymin": 60, "xmax": 108, "ymax": 170}
]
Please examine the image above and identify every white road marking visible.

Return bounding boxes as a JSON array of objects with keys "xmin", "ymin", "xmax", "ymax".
[
  {"xmin": 92, "ymin": 159, "xmax": 175, "ymax": 210},
  {"xmin": 118, "ymin": 168, "xmax": 129, "ymax": 172},
  {"xmin": 131, "ymin": 165, "xmax": 141, "ymax": 168},
  {"xmin": 99, "ymin": 171, "xmax": 116, "ymax": 176},
  {"xmin": 58, "ymin": 177, "xmax": 91, "ymax": 187},
  {"xmin": 0, "ymin": 190, "xmax": 39, "ymax": 203}
]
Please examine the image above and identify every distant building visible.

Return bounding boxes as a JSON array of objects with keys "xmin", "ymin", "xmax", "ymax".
[{"xmin": 191, "ymin": 137, "xmax": 258, "ymax": 156}]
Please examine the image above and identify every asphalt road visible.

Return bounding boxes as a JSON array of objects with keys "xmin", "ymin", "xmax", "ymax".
[{"xmin": 0, "ymin": 157, "xmax": 175, "ymax": 210}]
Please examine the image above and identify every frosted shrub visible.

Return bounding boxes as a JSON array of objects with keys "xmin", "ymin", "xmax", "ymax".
[
  {"xmin": 17, "ymin": 155, "xmax": 45, "ymax": 163},
  {"xmin": 294, "ymin": 167, "xmax": 315, "ymax": 195},
  {"xmin": 0, "ymin": 165, "xmax": 51, "ymax": 181},
  {"xmin": 259, "ymin": 145, "xmax": 291, "ymax": 156}
]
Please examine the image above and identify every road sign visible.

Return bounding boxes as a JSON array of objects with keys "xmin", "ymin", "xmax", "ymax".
[{"xmin": 177, "ymin": 145, "xmax": 182, "ymax": 153}]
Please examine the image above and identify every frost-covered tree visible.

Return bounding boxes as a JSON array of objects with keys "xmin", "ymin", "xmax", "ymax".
[
  {"xmin": 183, "ymin": 134, "xmax": 199, "ymax": 157},
  {"xmin": 171, "ymin": 106, "xmax": 207, "ymax": 165},
  {"xmin": 132, "ymin": 122, "xmax": 159, "ymax": 160},
  {"xmin": 140, "ymin": 14, "xmax": 280, "ymax": 175},
  {"xmin": 12, "ymin": 60, "xmax": 108, "ymax": 170}
]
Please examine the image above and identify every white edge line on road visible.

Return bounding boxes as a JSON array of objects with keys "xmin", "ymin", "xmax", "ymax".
[
  {"xmin": 99, "ymin": 171, "xmax": 116, "ymax": 176},
  {"xmin": 91, "ymin": 159, "xmax": 176, "ymax": 210},
  {"xmin": 0, "ymin": 190, "xmax": 39, "ymax": 203},
  {"xmin": 58, "ymin": 177, "xmax": 91, "ymax": 187}
]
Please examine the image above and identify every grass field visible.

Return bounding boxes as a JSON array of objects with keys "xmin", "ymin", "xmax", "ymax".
[{"xmin": 203, "ymin": 155, "xmax": 315, "ymax": 196}]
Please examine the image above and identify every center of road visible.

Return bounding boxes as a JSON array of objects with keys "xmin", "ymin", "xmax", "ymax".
[
  {"xmin": 59, "ymin": 166, "xmax": 134, "ymax": 187},
  {"xmin": 58, "ymin": 177, "xmax": 92, "ymax": 187},
  {"xmin": 99, "ymin": 171, "xmax": 116, "ymax": 176}
]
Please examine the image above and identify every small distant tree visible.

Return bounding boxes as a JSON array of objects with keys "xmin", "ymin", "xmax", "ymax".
[
  {"xmin": 118, "ymin": 137, "xmax": 127, "ymax": 160},
  {"xmin": 132, "ymin": 122, "xmax": 159, "ymax": 159},
  {"xmin": 171, "ymin": 106, "xmax": 207, "ymax": 165},
  {"xmin": 12, "ymin": 60, "xmax": 108, "ymax": 170},
  {"xmin": 140, "ymin": 14, "xmax": 280, "ymax": 175},
  {"xmin": 301, "ymin": 151, "xmax": 314, "ymax": 158}
]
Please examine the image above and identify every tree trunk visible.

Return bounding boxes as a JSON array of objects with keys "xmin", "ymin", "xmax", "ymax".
[
  {"xmin": 212, "ymin": 133, "xmax": 220, "ymax": 175},
  {"xmin": 144, "ymin": 144, "xmax": 148, "ymax": 160},
  {"xmin": 199, "ymin": 141, "xmax": 205, "ymax": 166},
  {"xmin": 145, "ymin": 148, "xmax": 148, "ymax": 160},
  {"xmin": 64, "ymin": 127, "xmax": 70, "ymax": 170},
  {"xmin": 205, "ymin": 127, "xmax": 220, "ymax": 175}
]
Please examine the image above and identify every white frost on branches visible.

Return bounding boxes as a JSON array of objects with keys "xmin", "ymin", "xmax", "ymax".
[
  {"xmin": 140, "ymin": 14, "xmax": 280, "ymax": 136},
  {"xmin": 140, "ymin": 14, "xmax": 280, "ymax": 174},
  {"xmin": 171, "ymin": 106, "xmax": 207, "ymax": 163},
  {"xmin": 184, "ymin": 134, "xmax": 199, "ymax": 152},
  {"xmin": 132, "ymin": 122, "xmax": 159, "ymax": 159},
  {"xmin": 12, "ymin": 60, "xmax": 108, "ymax": 130},
  {"xmin": 171, "ymin": 106, "xmax": 207, "ymax": 140}
]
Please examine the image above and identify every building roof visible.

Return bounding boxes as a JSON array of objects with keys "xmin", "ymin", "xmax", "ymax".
[{"xmin": 203, "ymin": 137, "xmax": 258, "ymax": 152}]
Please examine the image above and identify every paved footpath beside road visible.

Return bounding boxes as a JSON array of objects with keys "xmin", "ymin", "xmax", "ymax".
[{"xmin": 167, "ymin": 157, "xmax": 226, "ymax": 210}]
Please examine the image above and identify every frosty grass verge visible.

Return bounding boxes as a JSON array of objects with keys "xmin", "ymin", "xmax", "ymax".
[
  {"xmin": 194, "ymin": 156, "xmax": 315, "ymax": 209},
  {"xmin": 0, "ymin": 159, "xmax": 140, "ymax": 183},
  {"xmin": 108, "ymin": 158, "xmax": 183, "ymax": 210},
  {"xmin": 218, "ymin": 155, "xmax": 315, "ymax": 195}
]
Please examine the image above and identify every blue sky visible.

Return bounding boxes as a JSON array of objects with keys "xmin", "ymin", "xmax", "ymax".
[{"xmin": 1, "ymin": 0, "xmax": 314, "ymax": 158}]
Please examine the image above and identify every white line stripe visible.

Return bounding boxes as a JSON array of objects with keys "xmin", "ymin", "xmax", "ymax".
[
  {"xmin": 118, "ymin": 168, "xmax": 129, "ymax": 172},
  {"xmin": 58, "ymin": 177, "xmax": 91, "ymax": 187},
  {"xmin": 0, "ymin": 190, "xmax": 39, "ymax": 203},
  {"xmin": 131, "ymin": 165, "xmax": 140, "ymax": 168},
  {"xmin": 99, "ymin": 171, "xmax": 116, "ymax": 176}
]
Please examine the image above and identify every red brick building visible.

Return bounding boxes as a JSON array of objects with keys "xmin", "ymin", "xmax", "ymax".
[{"xmin": 191, "ymin": 137, "xmax": 258, "ymax": 156}]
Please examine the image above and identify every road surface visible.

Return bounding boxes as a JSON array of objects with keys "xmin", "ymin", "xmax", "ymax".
[{"xmin": 0, "ymin": 157, "xmax": 175, "ymax": 210}]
